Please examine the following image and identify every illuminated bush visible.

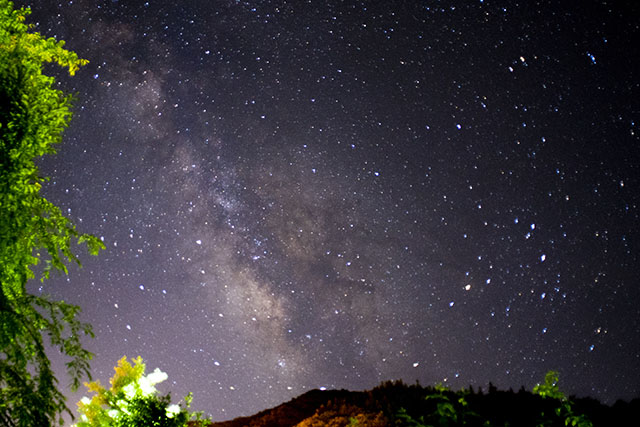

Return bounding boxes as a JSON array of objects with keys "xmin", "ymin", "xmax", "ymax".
[{"xmin": 73, "ymin": 356, "xmax": 208, "ymax": 427}]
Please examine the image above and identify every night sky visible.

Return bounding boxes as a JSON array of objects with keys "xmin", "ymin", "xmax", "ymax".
[{"xmin": 17, "ymin": 0, "xmax": 640, "ymax": 422}]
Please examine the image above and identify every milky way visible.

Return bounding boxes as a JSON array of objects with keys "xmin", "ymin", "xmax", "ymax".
[{"xmin": 18, "ymin": 0, "xmax": 639, "ymax": 422}]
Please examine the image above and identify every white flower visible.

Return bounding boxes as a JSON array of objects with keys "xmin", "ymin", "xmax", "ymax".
[
  {"xmin": 166, "ymin": 404, "xmax": 181, "ymax": 418},
  {"xmin": 137, "ymin": 375, "xmax": 157, "ymax": 396},
  {"xmin": 137, "ymin": 367, "xmax": 167, "ymax": 396},
  {"xmin": 146, "ymin": 368, "xmax": 168, "ymax": 386},
  {"xmin": 123, "ymin": 382, "xmax": 137, "ymax": 399}
]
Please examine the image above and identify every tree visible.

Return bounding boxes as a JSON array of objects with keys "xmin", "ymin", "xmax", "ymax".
[
  {"xmin": 74, "ymin": 356, "xmax": 209, "ymax": 427},
  {"xmin": 396, "ymin": 384, "xmax": 482, "ymax": 427},
  {"xmin": 532, "ymin": 371, "xmax": 593, "ymax": 427},
  {"xmin": 0, "ymin": 1, "xmax": 104, "ymax": 425}
]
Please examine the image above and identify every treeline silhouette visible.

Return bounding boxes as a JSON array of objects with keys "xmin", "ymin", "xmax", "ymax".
[{"xmin": 191, "ymin": 379, "xmax": 639, "ymax": 426}]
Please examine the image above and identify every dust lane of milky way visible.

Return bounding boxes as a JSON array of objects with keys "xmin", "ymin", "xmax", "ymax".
[{"xmin": 18, "ymin": 0, "xmax": 640, "ymax": 422}]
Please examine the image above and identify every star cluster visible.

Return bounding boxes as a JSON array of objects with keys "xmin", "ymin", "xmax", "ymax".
[{"xmin": 18, "ymin": 0, "xmax": 640, "ymax": 421}]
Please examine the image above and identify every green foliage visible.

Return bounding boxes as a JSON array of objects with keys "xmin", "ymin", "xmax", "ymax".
[
  {"xmin": 396, "ymin": 372, "xmax": 593, "ymax": 426},
  {"xmin": 396, "ymin": 384, "xmax": 482, "ymax": 427},
  {"xmin": 532, "ymin": 371, "xmax": 565, "ymax": 401},
  {"xmin": 0, "ymin": 1, "xmax": 104, "ymax": 425},
  {"xmin": 73, "ymin": 356, "xmax": 210, "ymax": 427},
  {"xmin": 532, "ymin": 371, "xmax": 593, "ymax": 427}
]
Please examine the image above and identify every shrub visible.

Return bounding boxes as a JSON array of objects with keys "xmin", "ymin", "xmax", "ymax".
[{"xmin": 73, "ymin": 356, "xmax": 209, "ymax": 427}]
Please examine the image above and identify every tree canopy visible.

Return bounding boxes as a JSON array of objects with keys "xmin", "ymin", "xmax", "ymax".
[{"xmin": 0, "ymin": 1, "xmax": 104, "ymax": 425}]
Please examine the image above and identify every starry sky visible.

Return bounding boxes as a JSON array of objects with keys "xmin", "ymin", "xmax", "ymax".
[{"xmin": 17, "ymin": 0, "xmax": 639, "ymax": 422}]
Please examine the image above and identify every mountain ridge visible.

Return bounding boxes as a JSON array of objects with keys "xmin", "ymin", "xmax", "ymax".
[{"xmin": 190, "ymin": 380, "xmax": 640, "ymax": 426}]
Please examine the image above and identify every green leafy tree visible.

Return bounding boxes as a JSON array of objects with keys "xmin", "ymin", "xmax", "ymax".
[
  {"xmin": 396, "ymin": 384, "xmax": 483, "ymax": 427},
  {"xmin": 0, "ymin": 1, "xmax": 104, "ymax": 425},
  {"xmin": 532, "ymin": 371, "xmax": 565, "ymax": 401},
  {"xmin": 532, "ymin": 371, "xmax": 592, "ymax": 427},
  {"xmin": 74, "ymin": 356, "xmax": 210, "ymax": 427}
]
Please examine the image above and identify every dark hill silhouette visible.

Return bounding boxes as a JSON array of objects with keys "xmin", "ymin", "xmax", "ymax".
[
  {"xmin": 193, "ymin": 389, "xmax": 356, "ymax": 427},
  {"xmin": 190, "ymin": 380, "xmax": 640, "ymax": 427}
]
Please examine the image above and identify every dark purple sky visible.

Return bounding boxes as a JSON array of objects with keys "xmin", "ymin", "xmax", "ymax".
[{"xmin": 18, "ymin": 0, "xmax": 640, "ymax": 422}]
